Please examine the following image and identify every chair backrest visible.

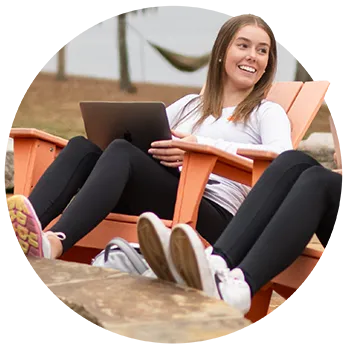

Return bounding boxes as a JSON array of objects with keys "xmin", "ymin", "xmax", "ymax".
[
  {"xmin": 288, "ymin": 81, "xmax": 330, "ymax": 148},
  {"xmin": 202, "ymin": 80, "xmax": 330, "ymax": 149},
  {"xmin": 266, "ymin": 81, "xmax": 303, "ymax": 112},
  {"xmin": 267, "ymin": 81, "xmax": 330, "ymax": 148},
  {"xmin": 329, "ymin": 115, "xmax": 342, "ymax": 169}
]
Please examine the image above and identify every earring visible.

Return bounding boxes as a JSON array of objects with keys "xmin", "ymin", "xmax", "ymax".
[{"xmin": 218, "ymin": 58, "xmax": 222, "ymax": 63}]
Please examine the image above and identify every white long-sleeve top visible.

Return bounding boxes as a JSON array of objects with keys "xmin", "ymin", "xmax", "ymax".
[{"xmin": 166, "ymin": 94, "xmax": 293, "ymax": 216}]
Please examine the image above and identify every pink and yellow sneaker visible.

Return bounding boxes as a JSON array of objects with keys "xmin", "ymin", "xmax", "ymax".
[{"xmin": 7, "ymin": 195, "xmax": 65, "ymax": 258}]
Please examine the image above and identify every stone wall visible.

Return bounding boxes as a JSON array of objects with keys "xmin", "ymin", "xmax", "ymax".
[
  {"xmin": 297, "ymin": 132, "xmax": 337, "ymax": 169},
  {"xmin": 5, "ymin": 151, "xmax": 13, "ymax": 191}
]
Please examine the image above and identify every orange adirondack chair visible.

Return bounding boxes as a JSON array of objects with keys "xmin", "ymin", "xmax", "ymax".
[{"xmin": 9, "ymin": 80, "xmax": 329, "ymax": 322}]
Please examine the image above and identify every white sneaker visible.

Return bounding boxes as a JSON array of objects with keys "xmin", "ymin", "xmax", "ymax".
[
  {"xmin": 8, "ymin": 195, "xmax": 66, "ymax": 259},
  {"xmin": 137, "ymin": 212, "xmax": 184, "ymax": 284},
  {"xmin": 170, "ymin": 223, "xmax": 251, "ymax": 314}
]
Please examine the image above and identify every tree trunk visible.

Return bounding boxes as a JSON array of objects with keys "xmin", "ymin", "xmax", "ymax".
[
  {"xmin": 117, "ymin": 14, "xmax": 136, "ymax": 93},
  {"xmin": 56, "ymin": 45, "xmax": 67, "ymax": 81}
]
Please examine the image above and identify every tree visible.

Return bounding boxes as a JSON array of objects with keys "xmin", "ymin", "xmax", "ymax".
[
  {"xmin": 294, "ymin": 61, "xmax": 312, "ymax": 82},
  {"xmin": 56, "ymin": 45, "xmax": 67, "ymax": 81},
  {"xmin": 117, "ymin": 13, "xmax": 136, "ymax": 92},
  {"xmin": 117, "ymin": 8, "xmax": 157, "ymax": 93}
]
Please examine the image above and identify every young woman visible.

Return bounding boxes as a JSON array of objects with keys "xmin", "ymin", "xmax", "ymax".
[
  {"xmin": 8, "ymin": 14, "xmax": 292, "ymax": 261},
  {"xmin": 137, "ymin": 150, "xmax": 342, "ymax": 314}
]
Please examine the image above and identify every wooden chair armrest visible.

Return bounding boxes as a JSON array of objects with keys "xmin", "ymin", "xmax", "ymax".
[
  {"xmin": 236, "ymin": 148, "xmax": 279, "ymax": 161},
  {"xmin": 171, "ymin": 140, "xmax": 255, "ymax": 239},
  {"xmin": 10, "ymin": 128, "xmax": 68, "ymax": 148},
  {"xmin": 170, "ymin": 140, "xmax": 253, "ymax": 172}
]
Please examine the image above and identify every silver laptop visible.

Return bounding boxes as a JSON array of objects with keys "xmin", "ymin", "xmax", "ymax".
[{"xmin": 80, "ymin": 101, "xmax": 179, "ymax": 176}]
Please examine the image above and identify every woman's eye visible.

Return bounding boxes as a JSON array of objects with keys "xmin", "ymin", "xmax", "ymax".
[
  {"xmin": 258, "ymin": 48, "xmax": 268, "ymax": 54},
  {"xmin": 238, "ymin": 43, "xmax": 248, "ymax": 49}
]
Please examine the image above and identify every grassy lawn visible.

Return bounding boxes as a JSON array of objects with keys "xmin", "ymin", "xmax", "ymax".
[
  {"xmin": 13, "ymin": 73, "xmax": 200, "ymax": 140},
  {"xmin": 13, "ymin": 73, "xmax": 331, "ymax": 140}
]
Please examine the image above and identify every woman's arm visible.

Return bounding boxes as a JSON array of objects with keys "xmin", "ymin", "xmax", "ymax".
[{"xmin": 196, "ymin": 102, "xmax": 293, "ymax": 155}]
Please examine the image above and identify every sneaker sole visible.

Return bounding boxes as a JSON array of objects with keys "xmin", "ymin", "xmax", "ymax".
[
  {"xmin": 137, "ymin": 215, "xmax": 176, "ymax": 283},
  {"xmin": 170, "ymin": 224, "xmax": 218, "ymax": 297},
  {"xmin": 8, "ymin": 195, "xmax": 44, "ymax": 258}
]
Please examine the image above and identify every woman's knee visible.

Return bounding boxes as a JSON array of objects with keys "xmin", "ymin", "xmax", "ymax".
[
  {"xmin": 66, "ymin": 136, "xmax": 102, "ymax": 154},
  {"xmin": 270, "ymin": 150, "xmax": 320, "ymax": 171},
  {"xmin": 297, "ymin": 166, "xmax": 333, "ymax": 190},
  {"xmin": 106, "ymin": 139, "xmax": 136, "ymax": 153}
]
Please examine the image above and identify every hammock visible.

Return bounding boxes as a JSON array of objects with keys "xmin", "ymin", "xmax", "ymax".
[
  {"xmin": 127, "ymin": 23, "xmax": 211, "ymax": 72},
  {"xmin": 148, "ymin": 41, "xmax": 211, "ymax": 72}
]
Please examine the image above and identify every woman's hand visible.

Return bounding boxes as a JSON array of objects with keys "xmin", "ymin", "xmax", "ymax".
[{"xmin": 148, "ymin": 130, "xmax": 197, "ymax": 167}]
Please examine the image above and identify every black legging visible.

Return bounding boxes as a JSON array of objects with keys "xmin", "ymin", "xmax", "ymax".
[
  {"xmin": 28, "ymin": 136, "xmax": 232, "ymax": 252},
  {"xmin": 213, "ymin": 150, "xmax": 342, "ymax": 296}
]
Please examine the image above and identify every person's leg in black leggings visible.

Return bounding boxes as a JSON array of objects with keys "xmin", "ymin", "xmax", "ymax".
[
  {"xmin": 28, "ymin": 136, "xmax": 102, "ymax": 229},
  {"xmin": 48, "ymin": 139, "xmax": 231, "ymax": 253},
  {"xmin": 236, "ymin": 166, "xmax": 341, "ymax": 295},
  {"xmin": 169, "ymin": 150, "xmax": 340, "ymax": 310},
  {"xmin": 213, "ymin": 150, "xmax": 321, "ymax": 267}
]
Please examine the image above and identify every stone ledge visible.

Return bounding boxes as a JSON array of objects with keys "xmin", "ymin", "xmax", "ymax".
[
  {"xmin": 29, "ymin": 257, "xmax": 250, "ymax": 343},
  {"xmin": 20, "ymin": 258, "xmax": 344, "ymax": 344}
]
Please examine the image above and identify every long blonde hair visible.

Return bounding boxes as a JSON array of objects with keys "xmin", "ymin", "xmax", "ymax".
[{"xmin": 173, "ymin": 14, "xmax": 277, "ymax": 130}]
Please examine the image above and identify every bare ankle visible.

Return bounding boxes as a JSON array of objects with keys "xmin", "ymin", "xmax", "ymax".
[{"xmin": 47, "ymin": 235, "xmax": 63, "ymax": 258}]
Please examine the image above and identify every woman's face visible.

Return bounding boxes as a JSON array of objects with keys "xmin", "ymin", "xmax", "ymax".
[{"xmin": 223, "ymin": 25, "xmax": 271, "ymax": 91}]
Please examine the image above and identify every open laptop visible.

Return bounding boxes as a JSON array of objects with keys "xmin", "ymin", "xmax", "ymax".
[
  {"xmin": 329, "ymin": 114, "xmax": 344, "ymax": 169},
  {"xmin": 80, "ymin": 101, "xmax": 180, "ymax": 176}
]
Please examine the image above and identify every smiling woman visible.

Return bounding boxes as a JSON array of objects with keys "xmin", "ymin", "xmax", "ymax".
[
  {"xmin": 9, "ymin": 15, "xmax": 292, "ymax": 282},
  {"xmin": 137, "ymin": 15, "xmax": 294, "ymax": 311}
]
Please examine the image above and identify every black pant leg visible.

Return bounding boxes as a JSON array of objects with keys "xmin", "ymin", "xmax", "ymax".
[
  {"xmin": 50, "ymin": 140, "xmax": 231, "ymax": 252},
  {"xmin": 238, "ymin": 167, "xmax": 344, "ymax": 294},
  {"xmin": 28, "ymin": 136, "xmax": 102, "ymax": 229},
  {"xmin": 213, "ymin": 150, "xmax": 321, "ymax": 268}
]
